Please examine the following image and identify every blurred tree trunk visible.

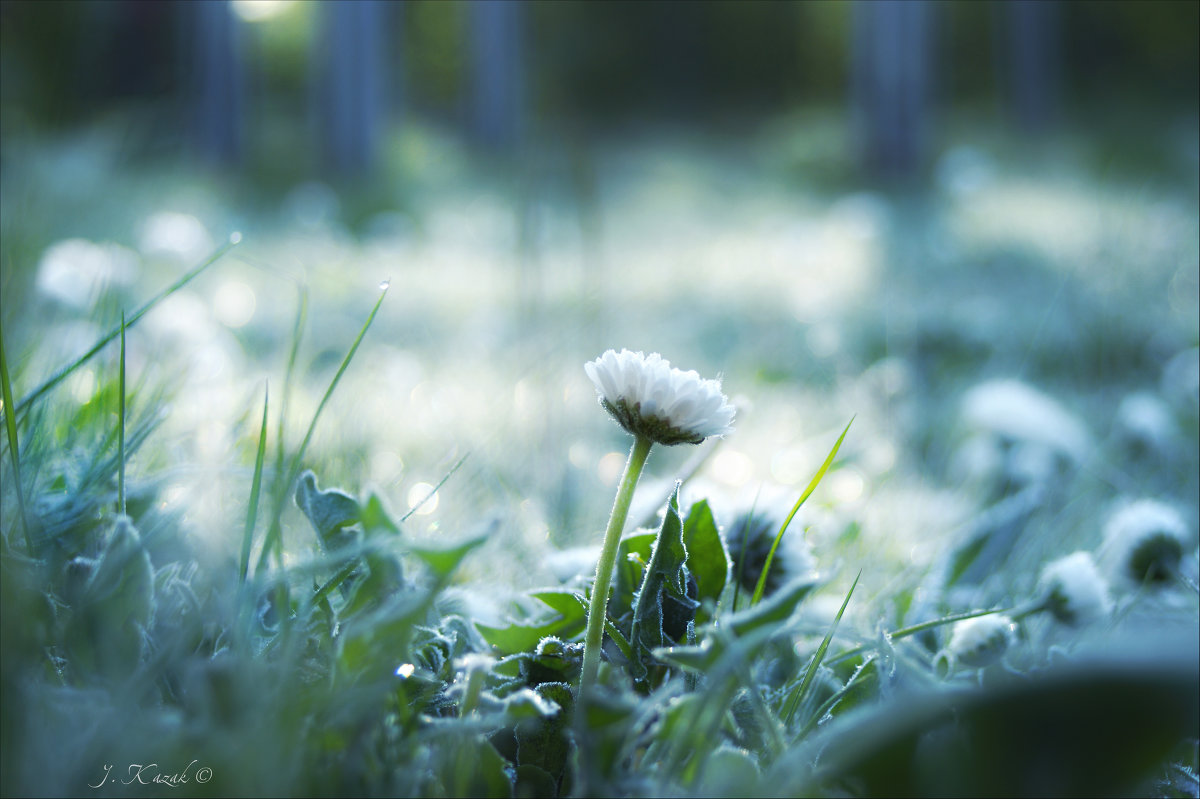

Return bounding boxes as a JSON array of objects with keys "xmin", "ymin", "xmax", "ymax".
[
  {"xmin": 315, "ymin": 0, "xmax": 389, "ymax": 174},
  {"xmin": 189, "ymin": 0, "xmax": 245, "ymax": 165},
  {"xmin": 998, "ymin": 0, "xmax": 1060, "ymax": 133},
  {"xmin": 469, "ymin": 1, "xmax": 525, "ymax": 149},
  {"xmin": 851, "ymin": 0, "xmax": 935, "ymax": 177}
]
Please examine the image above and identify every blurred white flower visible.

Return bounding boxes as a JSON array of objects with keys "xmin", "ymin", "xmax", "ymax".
[
  {"xmin": 1038, "ymin": 551, "xmax": 1112, "ymax": 626},
  {"xmin": 1161, "ymin": 347, "xmax": 1200, "ymax": 416},
  {"xmin": 585, "ymin": 349, "xmax": 735, "ymax": 445},
  {"xmin": 36, "ymin": 238, "xmax": 138, "ymax": 308},
  {"xmin": 946, "ymin": 614, "xmax": 1015, "ymax": 669},
  {"xmin": 960, "ymin": 379, "xmax": 1089, "ymax": 464},
  {"xmin": 1101, "ymin": 499, "xmax": 1190, "ymax": 584},
  {"xmin": 138, "ymin": 212, "xmax": 213, "ymax": 261},
  {"xmin": 1114, "ymin": 392, "xmax": 1176, "ymax": 457}
]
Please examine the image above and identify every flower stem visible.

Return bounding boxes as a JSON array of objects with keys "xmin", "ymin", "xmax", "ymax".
[{"xmin": 580, "ymin": 434, "xmax": 653, "ymax": 694}]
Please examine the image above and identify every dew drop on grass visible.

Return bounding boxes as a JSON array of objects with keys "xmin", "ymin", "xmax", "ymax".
[
  {"xmin": 395, "ymin": 663, "xmax": 415, "ymax": 678},
  {"xmin": 379, "ymin": 279, "xmax": 391, "ymax": 291},
  {"xmin": 229, "ymin": 231, "xmax": 243, "ymax": 244}
]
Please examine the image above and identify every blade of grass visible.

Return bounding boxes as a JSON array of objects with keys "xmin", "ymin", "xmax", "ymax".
[
  {"xmin": 14, "ymin": 235, "xmax": 240, "ymax": 416},
  {"xmin": 824, "ymin": 605, "xmax": 1017, "ymax": 668},
  {"xmin": 274, "ymin": 288, "xmax": 308, "ymax": 497},
  {"xmin": 0, "ymin": 316, "xmax": 32, "ymax": 552},
  {"xmin": 240, "ymin": 382, "xmax": 270, "ymax": 584},
  {"xmin": 400, "ymin": 453, "xmax": 470, "ymax": 522},
  {"xmin": 751, "ymin": 416, "xmax": 853, "ymax": 607},
  {"xmin": 118, "ymin": 312, "xmax": 126, "ymax": 516},
  {"xmin": 258, "ymin": 288, "xmax": 307, "ymax": 573},
  {"xmin": 256, "ymin": 284, "xmax": 389, "ymax": 574},
  {"xmin": 311, "ymin": 559, "xmax": 360, "ymax": 608},
  {"xmin": 287, "ymin": 286, "xmax": 388, "ymax": 486},
  {"xmin": 731, "ymin": 486, "xmax": 762, "ymax": 611},
  {"xmin": 781, "ymin": 569, "xmax": 860, "ymax": 727},
  {"xmin": 796, "ymin": 653, "xmax": 877, "ymax": 739}
]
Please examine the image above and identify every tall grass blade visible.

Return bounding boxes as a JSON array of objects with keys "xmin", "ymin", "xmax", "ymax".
[
  {"xmin": 257, "ymin": 285, "xmax": 388, "ymax": 573},
  {"xmin": 240, "ymin": 382, "xmax": 270, "ymax": 584},
  {"xmin": 118, "ymin": 311, "xmax": 126, "ymax": 516},
  {"xmin": 0, "ymin": 317, "xmax": 31, "ymax": 552},
  {"xmin": 400, "ymin": 453, "xmax": 470, "ymax": 522},
  {"xmin": 15, "ymin": 236, "xmax": 240, "ymax": 416},
  {"xmin": 731, "ymin": 487, "xmax": 762, "ymax": 610},
  {"xmin": 751, "ymin": 416, "xmax": 853, "ymax": 607},
  {"xmin": 824, "ymin": 605, "xmax": 1015, "ymax": 668},
  {"xmin": 286, "ymin": 285, "xmax": 388, "ymax": 484},
  {"xmin": 782, "ymin": 569, "xmax": 859, "ymax": 727},
  {"xmin": 274, "ymin": 288, "xmax": 308, "ymax": 496}
]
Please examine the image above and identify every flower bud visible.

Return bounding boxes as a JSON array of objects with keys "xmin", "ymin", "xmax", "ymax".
[
  {"xmin": 1038, "ymin": 551, "xmax": 1112, "ymax": 626},
  {"xmin": 946, "ymin": 614, "xmax": 1015, "ymax": 669}
]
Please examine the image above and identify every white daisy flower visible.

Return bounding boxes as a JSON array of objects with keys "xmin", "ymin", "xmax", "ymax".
[
  {"xmin": 946, "ymin": 614, "xmax": 1015, "ymax": 668},
  {"xmin": 1101, "ymin": 499, "xmax": 1190, "ymax": 584},
  {"xmin": 1038, "ymin": 551, "xmax": 1112, "ymax": 626},
  {"xmin": 585, "ymin": 349, "xmax": 735, "ymax": 445}
]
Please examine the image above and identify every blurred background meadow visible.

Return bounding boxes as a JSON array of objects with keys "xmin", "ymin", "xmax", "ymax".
[{"xmin": 1, "ymin": 1, "xmax": 1198, "ymax": 795}]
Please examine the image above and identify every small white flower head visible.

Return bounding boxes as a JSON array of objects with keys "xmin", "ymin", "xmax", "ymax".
[
  {"xmin": 960, "ymin": 379, "xmax": 1090, "ymax": 464},
  {"xmin": 946, "ymin": 614, "xmax": 1015, "ymax": 669},
  {"xmin": 1102, "ymin": 499, "xmax": 1190, "ymax": 584},
  {"xmin": 585, "ymin": 349, "xmax": 735, "ymax": 446},
  {"xmin": 1038, "ymin": 551, "xmax": 1112, "ymax": 626}
]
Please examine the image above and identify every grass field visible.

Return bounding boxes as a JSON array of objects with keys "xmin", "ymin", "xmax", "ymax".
[{"xmin": 1, "ymin": 112, "xmax": 1197, "ymax": 797}]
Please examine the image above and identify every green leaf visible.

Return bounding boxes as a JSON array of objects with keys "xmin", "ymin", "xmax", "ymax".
[
  {"xmin": 530, "ymin": 588, "xmax": 588, "ymax": 619},
  {"xmin": 499, "ymin": 687, "xmax": 561, "ymax": 721},
  {"xmin": 615, "ymin": 529, "xmax": 657, "ymax": 614},
  {"xmin": 752, "ymin": 416, "xmax": 854, "ymax": 607},
  {"xmin": 411, "ymin": 532, "xmax": 488, "ymax": 581},
  {"xmin": 782, "ymin": 570, "xmax": 860, "ymax": 726},
  {"xmin": 788, "ymin": 642, "xmax": 1200, "ymax": 797},
  {"xmin": 359, "ymin": 490, "xmax": 401, "ymax": 536},
  {"xmin": 476, "ymin": 590, "xmax": 588, "ymax": 655},
  {"xmin": 681, "ymin": 499, "xmax": 730, "ymax": 611},
  {"xmin": 513, "ymin": 764, "xmax": 557, "ymax": 799},
  {"xmin": 652, "ymin": 640, "xmax": 718, "ymax": 672},
  {"xmin": 293, "ymin": 470, "xmax": 360, "ymax": 548},
  {"xmin": 440, "ymin": 737, "xmax": 513, "ymax": 798},
  {"xmin": 727, "ymin": 573, "xmax": 821, "ymax": 638},
  {"xmin": 628, "ymin": 485, "xmax": 694, "ymax": 685},
  {"xmin": 342, "ymin": 552, "xmax": 405, "ymax": 617}
]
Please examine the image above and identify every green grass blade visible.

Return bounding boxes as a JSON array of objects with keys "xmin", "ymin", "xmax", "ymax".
[
  {"xmin": 274, "ymin": 287, "xmax": 308, "ymax": 495},
  {"xmin": 400, "ymin": 453, "xmax": 470, "ymax": 522},
  {"xmin": 796, "ymin": 654, "xmax": 877, "ymax": 739},
  {"xmin": 257, "ymin": 285, "xmax": 388, "ymax": 574},
  {"xmin": 311, "ymin": 559, "xmax": 360, "ymax": 608},
  {"xmin": 240, "ymin": 382, "xmax": 270, "ymax": 584},
  {"xmin": 824, "ymin": 605, "xmax": 1015, "ymax": 668},
  {"xmin": 15, "ymin": 235, "xmax": 240, "ymax": 416},
  {"xmin": 751, "ymin": 416, "xmax": 854, "ymax": 607},
  {"xmin": 118, "ymin": 311, "xmax": 126, "ymax": 516},
  {"xmin": 0, "ymin": 316, "xmax": 31, "ymax": 552},
  {"xmin": 782, "ymin": 569, "xmax": 860, "ymax": 727},
  {"xmin": 287, "ymin": 285, "xmax": 388, "ymax": 484},
  {"xmin": 731, "ymin": 487, "xmax": 762, "ymax": 611}
]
